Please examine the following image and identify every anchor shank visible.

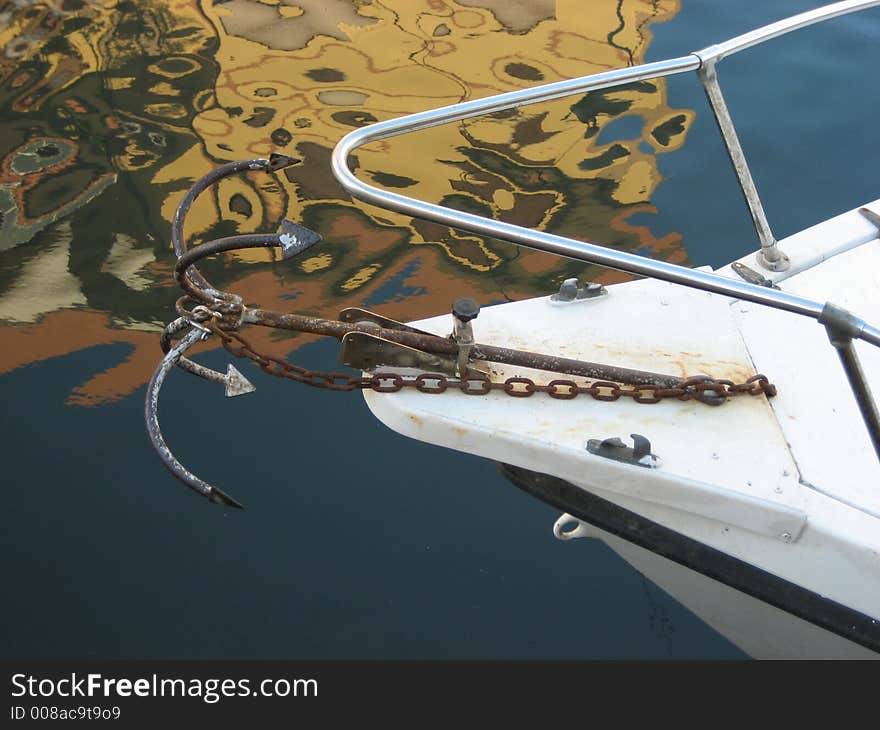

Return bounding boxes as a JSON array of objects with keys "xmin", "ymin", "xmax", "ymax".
[{"xmin": 248, "ymin": 308, "xmax": 683, "ymax": 388}]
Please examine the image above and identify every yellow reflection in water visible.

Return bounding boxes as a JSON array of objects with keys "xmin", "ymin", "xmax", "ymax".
[
  {"xmin": 0, "ymin": 0, "xmax": 693, "ymax": 405},
  {"xmin": 188, "ymin": 0, "xmax": 691, "ymax": 257}
]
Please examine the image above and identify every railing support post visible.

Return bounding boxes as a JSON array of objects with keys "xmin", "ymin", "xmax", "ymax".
[
  {"xmin": 697, "ymin": 61, "xmax": 790, "ymax": 272},
  {"xmin": 819, "ymin": 302, "xmax": 880, "ymax": 462}
]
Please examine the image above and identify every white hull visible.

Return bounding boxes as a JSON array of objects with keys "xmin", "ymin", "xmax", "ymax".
[{"xmin": 593, "ymin": 522, "xmax": 876, "ymax": 659}]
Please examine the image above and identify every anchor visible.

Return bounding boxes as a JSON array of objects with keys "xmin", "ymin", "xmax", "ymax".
[{"xmin": 146, "ymin": 156, "xmax": 777, "ymax": 509}]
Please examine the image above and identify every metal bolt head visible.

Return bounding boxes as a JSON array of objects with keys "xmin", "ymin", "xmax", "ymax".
[
  {"xmin": 452, "ymin": 297, "xmax": 480, "ymax": 322},
  {"xmin": 780, "ymin": 532, "xmax": 792, "ymax": 543}
]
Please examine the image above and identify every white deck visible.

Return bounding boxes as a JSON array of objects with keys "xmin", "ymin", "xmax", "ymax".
[
  {"xmin": 736, "ymin": 240, "xmax": 880, "ymax": 519},
  {"xmin": 366, "ymin": 200, "xmax": 880, "ymax": 521},
  {"xmin": 367, "ymin": 278, "xmax": 806, "ymax": 540}
]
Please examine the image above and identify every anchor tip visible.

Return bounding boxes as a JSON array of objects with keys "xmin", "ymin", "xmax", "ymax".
[
  {"xmin": 209, "ymin": 488, "xmax": 245, "ymax": 510},
  {"xmin": 267, "ymin": 152, "xmax": 300, "ymax": 171},
  {"xmin": 278, "ymin": 220, "xmax": 322, "ymax": 260},
  {"xmin": 224, "ymin": 364, "xmax": 256, "ymax": 397}
]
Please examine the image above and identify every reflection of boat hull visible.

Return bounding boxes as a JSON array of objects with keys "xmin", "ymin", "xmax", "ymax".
[{"xmin": 361, "ymin": 201, "xmax": 880, "ymax": 659}]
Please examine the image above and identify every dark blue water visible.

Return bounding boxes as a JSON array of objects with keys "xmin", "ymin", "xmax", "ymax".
[
  {"xmin": 2, "ymin": 1, "xmax": 878, "ymax": 660},
  {"xmin": 2, "ymin": 337, "xmax": 737, "ymax": 658}
]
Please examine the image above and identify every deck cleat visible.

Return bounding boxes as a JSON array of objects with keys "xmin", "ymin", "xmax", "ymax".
[{"xmin": 550, "ymin": 278, "xmax": 608, "ymax": 304}]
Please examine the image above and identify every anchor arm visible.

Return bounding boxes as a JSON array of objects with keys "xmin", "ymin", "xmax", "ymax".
[
  {"xmin": 173, "ymin": 233, "xmax": 282, "ymax": 305},
  {"xmin": 171, "ymin": 153, "xmax": 300, "ymax": 300},
  {"xmin": 145, "ymin": 325, "xmax": 244, "ymax": 509},
  {"xmin": 173, "ymin": 224, "xmax": 322, "ymax": 297},
  {"xmin": 159, "ymin": 317, "xmax": 255, "ymax": 397},
  {"xmin": 160, "ymin": 316, "xmax": 226, "ymax": 384}
]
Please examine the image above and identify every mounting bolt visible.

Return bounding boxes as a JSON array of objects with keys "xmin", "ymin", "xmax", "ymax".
[
  {"xmin": 780, "ymin": 532, "xmax": 792, "ymax": 543},
  {"xmin": 451, "ymin": 297, "xmax": 479, "ymax": 377},
  {"xmin": 452, "ymin": 297, "xmax": 480, "ymax": 323}
]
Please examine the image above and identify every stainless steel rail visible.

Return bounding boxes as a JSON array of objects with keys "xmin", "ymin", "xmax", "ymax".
[
  {"xmin": 331, "ymin": 0, "xmax": 880, "ymax": 349},
  {"xmin": 698, "ymin": 61, "xmax": 786, "ymax": 270}
]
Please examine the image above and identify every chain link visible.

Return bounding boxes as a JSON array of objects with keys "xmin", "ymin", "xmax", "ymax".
[{"xmin": 207, "ymin": 324, "xmax": 777, "ymax": 404}]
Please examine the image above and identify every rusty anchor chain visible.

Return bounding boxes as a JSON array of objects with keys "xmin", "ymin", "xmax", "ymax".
[
  {"xmin": 146, "ymin": 155, "xmax": 778, "ymax": 508},
  {"xmin": 205, "ymin": 321, "xmax": 776, "ymax": 403}
]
